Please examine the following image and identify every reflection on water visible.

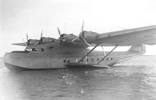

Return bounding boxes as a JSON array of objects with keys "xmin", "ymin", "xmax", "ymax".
[{"xmin": 0, "ymin": 59, "xmax": 156, "ymax": 100}]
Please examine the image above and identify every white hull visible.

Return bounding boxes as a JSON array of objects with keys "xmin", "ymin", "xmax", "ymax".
[
  {"xmin": 4, "ymin": 51, "xmax": 141, "ymax": 70},
  {"xmin": 5, "ymin": 53, "xmax": 68, "ymax": 69}
]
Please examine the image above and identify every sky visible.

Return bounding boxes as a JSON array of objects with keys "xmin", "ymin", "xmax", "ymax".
[{"xmin": 1, "ymin": 0, "xmax": 156, "ymax": 56}]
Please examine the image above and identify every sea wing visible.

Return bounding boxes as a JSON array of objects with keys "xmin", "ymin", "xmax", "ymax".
[
  {"xmin": 94, "ymin": 25, "xmax": 156, "ymax": 46},
  {"xmin": 12, "ymin": 43, "xmax": 26, "ymax": 46}
]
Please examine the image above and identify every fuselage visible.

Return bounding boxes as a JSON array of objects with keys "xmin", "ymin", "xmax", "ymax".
[{"xmin": 4, "ymin": 42, "xmax": 143, "ymax": 70}]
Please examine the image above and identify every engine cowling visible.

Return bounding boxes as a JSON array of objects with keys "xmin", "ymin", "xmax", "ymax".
[
  {"xmin": 79, "ymin": 31, "xmax": 98, "ymax": 43},
  {"xmin": 28, "ymin": 39, "xmax": 39, "ymax": 45},
  {"xmin": 60, "ymin": 34, "xmax": 77, "ymax": 42},
  {"xmin": 41, "ymin": 37, "xmax": 56, "ymax": 43}
]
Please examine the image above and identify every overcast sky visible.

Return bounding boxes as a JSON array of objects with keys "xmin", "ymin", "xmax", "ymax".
[{"xmin": 1, "ymin": 0, "xmax": 156, "ymax": 56}]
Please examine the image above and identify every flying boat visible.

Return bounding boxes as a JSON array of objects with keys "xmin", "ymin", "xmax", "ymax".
[{"xmin": 4, "ymin": 24, "xmax": 156, "ymax": 71}]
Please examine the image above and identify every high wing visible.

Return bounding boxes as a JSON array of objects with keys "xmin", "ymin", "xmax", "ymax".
[
  {"xmin": 93, "ymin": 25, "xmax": 156, "ymax": 46},
  {"xmin": 12, "ymin": 25, "xmax": 156, "ymax": 47}
]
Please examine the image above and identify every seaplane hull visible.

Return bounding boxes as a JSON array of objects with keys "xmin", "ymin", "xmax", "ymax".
[{"xmin": 4, "ymin": 47, "xmax": 143, "ymax": 71}]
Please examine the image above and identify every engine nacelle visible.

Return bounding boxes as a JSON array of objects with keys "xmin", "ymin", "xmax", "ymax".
[
  {"xmin": 28, "ymin": 39, "xmax": 39, "ymax": 45},
  {"xmin": 60, "ymin": 34, "xmax": 77, "ymax": 42},
  {"xmin": 42, "ymin": 37, "xmax": 56, "ymax": 43},
  {"xmin": 79, "ymin": 31, "xmax": 98, "ymax": 43}
]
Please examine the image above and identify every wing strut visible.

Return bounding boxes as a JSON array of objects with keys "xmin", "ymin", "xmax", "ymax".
[
  {"xmin": 97, "ymin": 45, "xmax": 118, "ymax": 64},
  {"xmin": 78, "ymin": 44, "xmax": 99, "ymax": 63},
  {"xmin": 101, "ymin": 44, "xmax": 106, "ymax": 56}
]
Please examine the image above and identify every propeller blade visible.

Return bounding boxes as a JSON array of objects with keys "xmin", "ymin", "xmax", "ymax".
[
  {"xmin": 79, "ymin": 21, "xmax": 84, "ymax": 38},
  {"xmin": 26, "ymin": 33, "xmax": 29, "ymax": 46},
  {"xmin": 26, "ymin": 33, "xmax": 28, "ymax": 42},
  {"xmin": 72, "ymin": 21, "xmax": 84, "ymax": 42},
  {"xmin": 80, "ymin": 21, "xmax": 85, "ymax": 38},
  {"xmin": 39, "ymin": 29, "xmax": 43, "ymax": 44},
  {"xmin": 41, "ymin": 29, "xmax": 43, "ymax": 39},
  {"xmin": 79, "ymin": 21, "xmax": 90, "ymax": 46},
  {"xmin": 57, "ymin": 27, "xmax": 61, "ymax": 36},
  {"xmin": 81, "ymin": 21, "xmax": 84, "ymax": 33},
  {"xmin": 57, "ymin": 27, "xmax": 63, "ymax": 46}
]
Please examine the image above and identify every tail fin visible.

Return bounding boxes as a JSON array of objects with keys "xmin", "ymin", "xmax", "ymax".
[{"xmin": 128, "ymin": 44, "xmax": 146, "ymax": 54}]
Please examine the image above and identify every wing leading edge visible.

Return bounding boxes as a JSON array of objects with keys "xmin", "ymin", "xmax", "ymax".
[{"xmin": 94, "ymin": 25, "xmax": 156, "ymax": 46}]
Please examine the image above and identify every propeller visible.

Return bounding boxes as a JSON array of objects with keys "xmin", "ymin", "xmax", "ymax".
[
  {"xmin": 12, "ymin": 33, "xmax": 30, "ymax": 46},
  {"xmin": 57, "ymin": 27, "xmax": 66, "ymax": 41},
  {"xmin": 80, "ymin": 21, "xmax": 91, "ymax": 46},
  {"xmin": 57, "ymin": 27, "xmax": 62, "ymax": 46},
  {"xmin": 26, "ymin": 33, "xmax": 29, "ymax": 46},
  {"xmin": 72, "ymin": 21, "xmax": 84, "ymax": 42},
  {"xmin": 72, "ymin": 21, "xmax": 90, "ymax": 46},
  {"xmin": 38, "ymin": 30, "xmax": 43, "ymax": 44},
  {"xmin": 13, "ymin": 32, "xmax": 41, "ymax": 46},
  {"xmin": 26, "ymin": 33, "xmax": 28, "ymax": 42},
  {"xmin": 80, "ymin": 21, "xmax": 84, "ymax": 37}
]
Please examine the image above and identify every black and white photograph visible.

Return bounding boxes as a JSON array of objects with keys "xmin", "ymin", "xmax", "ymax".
[{"xmin": 0, "ymin": 0, "xmax": 156, "ymax": 100}]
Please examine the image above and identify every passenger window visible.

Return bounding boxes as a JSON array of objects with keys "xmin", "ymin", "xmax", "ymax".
[
  {"xmin": 63, "ymin": 59, "xmax": 66, "ymax": 63},
  {"xmin": 32, "ymin": 48, "xmax": 37, "ymax": 51},
  {"xmin": 86, "ymin": 59, "xmax": 88, "ymax": 62},
  {"xmin": 106, "ymin": 58, "xmax": 109, "ymax": 61},
  {"xmin": 91, "ymin": 58, "xmax": 94, "ymax": 62},
  {"xmin": 67, "ymin": 60, "xmax": 70, "ymax": 63},
  {"xmin": 41, "ymin": 48, "xmax": 44, "ymax": 52},
  {"xmin": 111, "ymin": 58, "xmax": 113, "ymax": 60},
  {"xmin": 49, "ymin": 47, "xmax": 54, "ymax": 49},
  {"xmin": 97, "ymin": 58, "xmax": 99, "ymax": 61}
]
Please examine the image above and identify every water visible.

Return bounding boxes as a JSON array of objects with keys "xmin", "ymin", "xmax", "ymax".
[{"xmin": 0, "ymin": 56, "xmax": 156, "ymax": 100}]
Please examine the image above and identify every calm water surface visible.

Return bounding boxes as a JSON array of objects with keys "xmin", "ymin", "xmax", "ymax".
[{"xmin": 0, "ymin": 56, "xmax": 156, "ymax": 100}]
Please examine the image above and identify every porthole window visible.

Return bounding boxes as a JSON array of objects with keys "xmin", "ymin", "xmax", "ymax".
[
  {"xmin": 32, "ymin": 48, "xmax": 37, "ymax": 51},
  {"xmin": 41, "ymin": 48, "xmax": 44, "ymax": 52},
  {"xmin": 63, "ymin": 59, "xmax": 66, "ymax": 63},
  {"xmin": 91, "ymin": 58, "xmax": 94, "ymax": 62},
  {"xmin": 106, "ymin": 58, "xmax": 109, "ymax": 61},
  {"xmin": 97, "ymin": 58, "xmax": 99, "ymax": 61},
  {"xmin": 86, "ymin": 58, "xmax": 88, "ymax": 62},
  {"xmin": 49, "ymin": 47, "xmax": 54, "ymax": 49},
  {"xmin": 67, "ymin": 60, "xmax": 70, "ymax": 63}
]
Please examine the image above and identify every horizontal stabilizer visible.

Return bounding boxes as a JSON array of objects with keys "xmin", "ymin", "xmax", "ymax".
[{"xmin": 12, "ymin": 43, "xmax": 26, "ymax": 46}]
